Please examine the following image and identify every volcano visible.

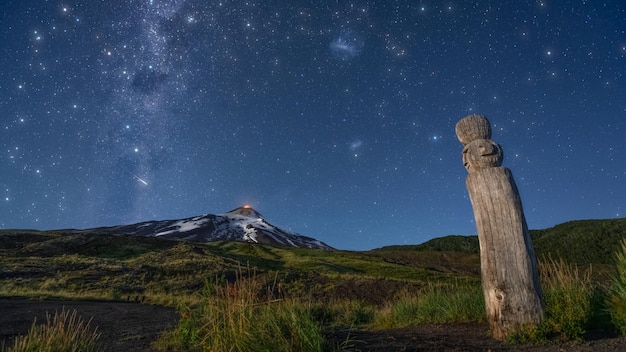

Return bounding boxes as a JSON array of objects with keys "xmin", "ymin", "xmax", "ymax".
[{"xmin": 70, "ymin": 206, "xmax": 332, "ymax": 250}]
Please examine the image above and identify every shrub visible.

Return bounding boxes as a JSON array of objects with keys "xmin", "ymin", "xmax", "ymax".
[
  {"xmin": 608, "ymin": 239, "xmax": 626, "ymax": 335},
  {"xmin": 4, "ymin": 308, "xmax": 100, "ymax": 352}
]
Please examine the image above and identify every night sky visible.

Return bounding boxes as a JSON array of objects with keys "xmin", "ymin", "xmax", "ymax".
[{"xmin": 1, "ymin": 1, "xmax": 625, "ymax": 250}]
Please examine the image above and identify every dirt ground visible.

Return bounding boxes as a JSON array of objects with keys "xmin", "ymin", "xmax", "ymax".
[
  {"xmin": 0, "ymin": 299, "xmax": 176, "ymax": 352},
  {"xmin": 1, "ymin": 299, "xmax": 625, "ymax": 351},
  {"xmin": 328, "ymin": 324, "xmax": 626, "ymax": 352}
]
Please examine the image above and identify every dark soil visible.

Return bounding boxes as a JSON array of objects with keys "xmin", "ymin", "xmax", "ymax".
[
  {"xmin": 2, "ymin": 299, "xmax": 625, "ymax": 351},
  {"xmin": 328, "ymin": 324, "xmax": 626, "ymax": 351},
  {"xmin": 0, "ymin": 299, "xmax": 176, "ymax": 352}
]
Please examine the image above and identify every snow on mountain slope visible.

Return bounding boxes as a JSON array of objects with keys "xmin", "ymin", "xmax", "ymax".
[{"xmin": 71, "ymin": 206, "xmax": 333, "ymax": 250}]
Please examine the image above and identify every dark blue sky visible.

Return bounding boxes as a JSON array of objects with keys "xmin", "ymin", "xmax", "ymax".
[{"xmin": 1, "ymin": 0, "xmax": 625, "ymax": 250}]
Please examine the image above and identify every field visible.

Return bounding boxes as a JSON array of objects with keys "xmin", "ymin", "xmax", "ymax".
[{"xmin": 1, "ymin": 218, "xmax": 625, "ymax": 351}]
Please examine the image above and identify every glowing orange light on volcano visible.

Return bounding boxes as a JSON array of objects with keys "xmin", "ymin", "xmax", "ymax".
[{"xmin": 243, "ymin": 205, "xmax": 251, "ymax": 209}]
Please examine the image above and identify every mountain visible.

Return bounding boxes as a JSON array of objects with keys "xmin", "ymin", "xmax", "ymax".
[{"xmin": 69, "ymin": 206, "xmax": 333, "ymax": 250}]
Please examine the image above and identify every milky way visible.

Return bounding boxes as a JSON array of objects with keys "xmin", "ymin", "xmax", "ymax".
[{"xmin": 1, "ymin": 1, "xmax": 625, "ymax": 249}]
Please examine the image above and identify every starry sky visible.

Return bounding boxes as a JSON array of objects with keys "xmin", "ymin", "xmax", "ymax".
[{"xmin": 1, "ymin": 0, "xmax": 625, "ymax": 250}]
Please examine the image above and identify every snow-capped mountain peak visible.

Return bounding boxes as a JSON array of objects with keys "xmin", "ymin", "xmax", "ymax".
[{"xmin": 70, "ymin": 206, "xmax": 332, "ymax": 250}]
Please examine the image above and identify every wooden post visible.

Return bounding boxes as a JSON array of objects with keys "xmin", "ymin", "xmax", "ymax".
[{"xmin": 456, "ymin": 114, "xmax": 544, "ymax": 340}]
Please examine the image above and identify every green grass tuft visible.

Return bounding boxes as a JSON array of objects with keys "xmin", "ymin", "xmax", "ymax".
[
  {"xmin": 373, "ymin": 281, "xmax": 485, "ymax": 328},
  {"xmin": 530, "ymin": 257, "xmax": 596, "ymax": 342},
  {"xmin": 155, "ymin": 267, "xmax": 326, "ymax": 352}
]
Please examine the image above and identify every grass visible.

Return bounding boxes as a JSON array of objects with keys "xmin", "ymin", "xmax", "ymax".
[
  {"xmin": 2, "ymin": 309, "xmax": 100, "ymax": 352},
  {"xmin": 0, "ymin": 232, "xmax": 464, "ymax": 305},
  {"xmin": 155, "ymin": 257, "xmax": 618, "ymax": 350},
  {"xmin": 156, "ymin": 272, "xmax": 485, "ymax": 351},
  {"xmin": 373, "ymin": 281, "xmax": 485, "ymax": 328},
  {"xmin": 508, "ymin": 257, "xmax": 597, "ymax": 343},
  {"xmin": 155, "ymin": 267, "xmax": 326, "ymax": 352},
  {"xmin": 1, "ymin": 223, "xmax": 625, "ymax": 349},
  {"xmin": 540, "ymin": 257, "xmax": 595, "ymax": 341},
  {"xmin": 608, "ymin": 239, "xmax": 626, "ymax": 335},
  {"xmin": 309, "ymin": 299, "xmax": 376, "ymax": 327}
]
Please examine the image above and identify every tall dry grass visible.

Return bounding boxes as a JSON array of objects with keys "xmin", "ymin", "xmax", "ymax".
[
  {"xmin": 156, "ymin": 268, "xmax": 325, "ymax": 352},
  {"xmin": 3, "ymin": 308, "xmax": 100, "ymax": 352},
  {"xmin": 608, "ymin": 238, "xmax": 626, "ymax": 335}
]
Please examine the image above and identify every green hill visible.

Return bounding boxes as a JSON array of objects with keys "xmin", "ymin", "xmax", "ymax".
[
  {"xmin": 374, "ymin": 218, "xmax": 626, "ymax": 266},
  {"xmin": 531, "ymin": 218, "xmax": 626, "ymax": 264}
]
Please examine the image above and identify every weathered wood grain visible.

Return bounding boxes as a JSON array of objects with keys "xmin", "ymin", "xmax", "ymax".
[
  {"xmin": 466, "ymin": 167, "xmax": 543, "ymax": 340},
  {"xmin": 456, "ymin": 114, "xmax": 544, "ymax": 340}
]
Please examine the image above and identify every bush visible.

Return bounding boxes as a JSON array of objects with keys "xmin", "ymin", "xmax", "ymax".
[
  {"xmin": 4, "ymin": 308, "xmax": 100, "ymax": 352},
  {"xmin": 609, "ymin": 239, "xmax": 626, "ymax": 335}
]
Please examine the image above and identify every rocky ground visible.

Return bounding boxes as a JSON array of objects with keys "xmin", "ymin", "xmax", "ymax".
[{"xmin": 1, "ymin": 299, "xmax": 625, "ymax": 351}]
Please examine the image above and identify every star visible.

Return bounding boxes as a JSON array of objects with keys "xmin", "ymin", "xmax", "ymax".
[{"xmin": 0, "ymin": 0, "xmax": 623, "ymax": 250}]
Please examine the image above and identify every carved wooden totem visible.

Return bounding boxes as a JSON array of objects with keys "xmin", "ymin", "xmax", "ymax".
[{"xmin": 456, "ymin": 114, "xmax": 544, "ymax": 340}]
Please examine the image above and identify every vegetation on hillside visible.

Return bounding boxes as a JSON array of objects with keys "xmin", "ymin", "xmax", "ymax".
[
  {"xmin": 377, "ymin": 235, "xmax": 480, "ymax": 253},
  {"xmin": 374, "ymin": 218, "xmax": 626, "ymax": 266},
  {"xmin": 531, "ymin": 218, "xmax": 626, "ymax": 265},
  {"xmin": 0, "ymin": 231, "xmax": 465, "ymax": 304},
  {"xmin": 0, "ymin": 217, "xmax": 625, "ymax": 350}
]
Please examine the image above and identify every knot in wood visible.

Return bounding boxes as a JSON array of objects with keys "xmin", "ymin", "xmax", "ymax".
[
  {"xmin": 455, "ymin": 114, "xmax": 492, "ymax": 145},
  {"xmin": 462, "ymin": 139, "xmax": 503, "ymax": 172},
  {"xmin": 494, "ymin": 288, "xmax": 505, "ymax": 301}
]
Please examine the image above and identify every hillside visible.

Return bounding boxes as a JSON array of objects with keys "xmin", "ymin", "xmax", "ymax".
[
  {"xmin": 2, "ymin": 218, "xmax": 626, "ymax": 351},
  {"xmin": 1, "ymin": 217, "xmax": 623, "ymax": 303},
  {"xmin": 374, "ymin": 218, "xmax": 626, "ymax": 266},
  {"xmin": 0, "ymin": 230, "xmax": 469, "ymax": 304},
  {"xmin": 531, "ymin": 218, "xmax": 626, "ymax": 264}
]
